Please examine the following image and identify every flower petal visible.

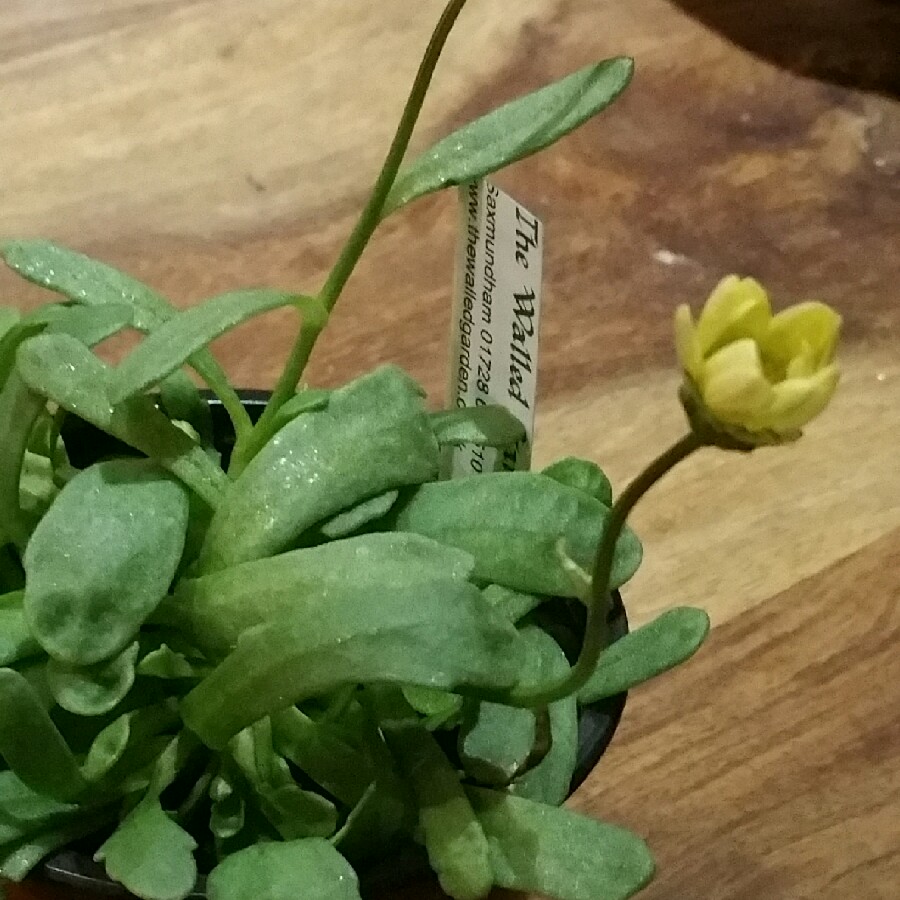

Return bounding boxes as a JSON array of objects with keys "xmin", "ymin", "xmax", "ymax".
[
  {"xmin": 674, "ymin": 304, "xmax": 702, "ymax": 381},
  {"xmin": 749, "ymin": 364, "xmax": 840, "ymax": 433},
  {"xmin": 764, "ymin": 301, "xmax": 842, "ymax": 370},
  {"xmin": 695, "ymin": 276, "xmax": 771, "ymax": 357},
  {"xmin": 786, "ymin": 340, "xmax": 816, "ymax": 379},
  {"xmin": 701, "ymin": 338, "xmax": 774, "ymax": 426}
]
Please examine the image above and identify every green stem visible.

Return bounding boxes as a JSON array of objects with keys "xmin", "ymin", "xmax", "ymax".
[
  {"xmin": 191, "ymin": 356, "xmax": 252, "ymax": 441},
  {"xmin": 507, "ymin": 431, "xmax": 703, "ymax": 707},
  {"xmin": 231, "ymin": 0, "xmax": 470, "ymax": 472},
  {"xmin": 317, "ymin": 0, "xmax": 470, "ymax": 315},
  {"xmin": 228, "ymin": 313, "xmax": 324, "ymax": 477}
]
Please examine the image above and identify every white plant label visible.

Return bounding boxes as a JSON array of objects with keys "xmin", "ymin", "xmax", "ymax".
[{"xmin": 446, "ymin": 179, "xmax": 543, "ymax": 477}]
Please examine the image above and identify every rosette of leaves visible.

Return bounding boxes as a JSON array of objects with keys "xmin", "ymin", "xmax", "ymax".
[{"xmin": 0, "ymin": 3, "xmax": 711, "ymax": 898}]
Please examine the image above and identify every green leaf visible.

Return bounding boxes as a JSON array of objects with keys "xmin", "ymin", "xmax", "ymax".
[
  {"xmin": 401, "ymin": 684, "xmax": 463, "ymax": 730},
  {"xmin": 430, "ymin": 406, "xmax": 525, "ymax": 448},
  {"xmin": 168, "ymin": 532, "xmax": 475, "ymax": 654},
  {"xmin": 229, "ymin": 721, "xmax": 338, "ymax": 841},
  {"xmin": 468, "ymin": 788, "xmax": 655, "ymax": 900},
  {"xmin": 578, "ymin": 607, "xmax": 711, "ymax": 704},
  {"xmin": 383, "ymin": 58, "xmax": 634, "ymax": 215},
  {"xmin": 2, "ymin": 241, "xmax": 172, "ymax": 330},
  {"xmin": 24, "ymin": 459, "xmax": 189, "ymax": 665},
  {"xmin": 459, "ymin": 697, "xmax": 536, "ymax": 787},
  {"xmin": 19, "ymin": 451, "xmax": 58, "ymax": 519},
  {"xmin": 198, "ymin": 365, "xmax": 439, "ymax": 572},
  {"xmin": 95, "ymin": 799, "xmax": 198, "ymax": 900},
  {"xmin": 0, "ymin": 373, "xmax": 47, "ymax": 549},
  {"xmin": 1, "ymin": 240, "xmax": 246, "ymax": 437},
  {"xmin": 0, "ymin": 591, "xmax": 40, "ymax": 666},
  {"xmin": 180, "ymin": 578, "xmax": 531, "ymax": 749},
  {"xmin": 272, "ymin": 388, "xmax": 331, "ymax": 429},
  {"xmin": 387, "ymin": 724, "xmax": 492, "ymax": 900},
  {"xmin": 542, "ymin": 457, "xmax": 613, "ymax": 506},
  {"xmin": 82, "ymin": 704, "xmax": 181, "ymax": 785},
  {"xmin": 207, "ymin": 838, "xmax": 361, "ymax": 900},
  {"xmin": 46, "ymin": 641, "xmax": 140, "ymax": 716},
  {"xmin": 0, "ymin": 668, "xmax": 87, "ymax": 800},
  {"xmin": 137, "ymin": 645, "xmax": 205, "ymax": 680},
  {"xmin": 391, "ymin": 472, "xmax": 642, "ymax": 597},
  {"xmin": 110, "ymin": 290, "xmax": 309, "ymax": 402},
  {"xmin": 0, "ymin": 770, "xmax": 78, "ymax": 846},
  {"xmin": 159, "ymin": 371, "xmax": 214, "ymax": 449},
  {"xmin": 43, "ymin": 303, "xmax": 133, "ymax": 346},
  {"xmin": 209, "ymin": 773, "xmax": 246, "ymax": 841},
  {"xmin": 481, "ymin": 584, "xmax": 542, "ymax": 624},
  {"xmin": 511, "ymin": 627, "xmax": 577, "ymax": 806},
  {"xmin": 16, "ymin": 333, "xmax": 227, "ymax": 507},
  {"xmin": 0, "ymin": 308, "xmax": 19, "ymax": 339},
  {"xmin": 317, "ymin": 490, "xmax": 400, "ymax": 540},
  {"xmin": 458, "ymin": 626, "xmax": 560, "ymax": 787},
  {"xmin": 0, "ymin": 811, "xmax": 113, "ymax": 883},
  {"xmin": 272, "ymin": 707, "xmax": 375, "ymax": 806}
]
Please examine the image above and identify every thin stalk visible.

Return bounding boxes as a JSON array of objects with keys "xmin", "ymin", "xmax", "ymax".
[
  {"xmin": 507, "ymin": 431, "xmax": 703, "ymax": 707},
  {"xmin": 237, "ymin": 0, "xmax": 471, "ymax": 472},
  {"xmin": 191, "ymin": 356, "xmax": 252, "ymax": 440},
  {"xmin": 228, "ymin": 314, "xmax": 323, "ymax": 476},
  {"xmin": 317, "ymin": 0, "xmax": 470, "ymax": 315}
]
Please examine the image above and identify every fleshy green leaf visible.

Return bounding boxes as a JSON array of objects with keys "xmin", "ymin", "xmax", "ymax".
[
  {"xmin": 159, "ymin": 371, "xmax": 214, "ymax": 449},
  {"xmin": 383, "ymin": 57, "xmax": 633, "ymax": 215},
  {"xmin": 43, "ymin": 303, "xmax": 133, "ymax": 346},
  {"xmin": 0, "ymin": 668, "xmax": 87, "ymax": 800},
  {"xmin": 272, "ymin": 707, "xmax": 375, "ymax": 807},
  {"xmin": 578, "ymin": 607, "xmax": 711, "ymax": 704},
  {"xmin": 0, "ymin": 373, "xmax": 47, "ymax": 549},
  {"xmin": 180, "ymin": 579, "xmax": 531, "ymax": 749},
  {"xmin": 271, "ymin": 388, "xmax": 330, "ymax": 430},
  {"xmin": 387, "ymin": 724, "xmax": 492, "ymax": 900},
  {"xmin": 82, "ymin": 704, "xmax": 181, "ymax": 785},
  {"xmin": 0, "ymin": 591, "xmax": 40, "ymax": 666},
  {"xmin": 16, "ymin": 334, "xmax": 226, "ymax": 506},
  {"xmin": 0, "ymin": 770, "xmax": 78, "ymax": 845},
  {"xmin": 46, "ymin": 641, "xmax": 140, "ymax": 716},
  {"xmin": 2, "ymin": 241, "xmax": 173, "ymax": 331},
  {"xmin": 137, "ymin": 645, "xmax": 205, "ymax": 680},
  {"xmin": 24, "ymin": 459, "xmax": 189, "ymax": 665},
  {"xmin": 168, "ymin": 532, "xmax": 474, "ymax": 654},
  {"xmin": 511, "ymin": 627, "xmax": 577, "ymax": 806},
  {"xmin": 317, "ymin": 490, "xmax": 400, "ymax": 540},
  {"xmin": 110, "ymin": 290, "xmax": 313, "ymax": 402},
  {"xmin": 401, "ymin": 684, "xmax": 463, "ymax": 730},
  {"xmin": 95, "ymin": 799, "xmax": 198, "ymax": 900},
  {"xmin": 430, "ymin": 406, "xmax": 525, "ymax": 448},
  {"xmin": 229, "ymin": 721, "xmax": 338, "ymax": 841},
  {"xmin": 468, "ymin": 788, "xmax": 654, "ymax": 900},
  {"xmin": 459, "ymin": 697, "xmax": 536, "ymax": 787},
  {"xmin": 0, "ymin": 811, "xmax": 113, "ymax": 883},
  {"xmin": 391, "ymin": 472, "xmax": 642, "ymax": 596},
  {"xmin": 481, "ymin": 584, "xmax": 542, "ymax": 624},
  {"xmin": 542, "ymin": 457, "xmax": 613, "ymax": 506},
  {"xmin": 207, "ymin": 838, "xmax": 361, "ymax": 900},
  {"xmin": 198, "ymin": 365, "xmax": 439, "ymax": 572}
]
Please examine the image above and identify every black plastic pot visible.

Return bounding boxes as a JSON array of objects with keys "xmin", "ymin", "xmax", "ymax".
[{"xmin": 38, "ymin": 394, "xmax": 629, "ymax": 898}]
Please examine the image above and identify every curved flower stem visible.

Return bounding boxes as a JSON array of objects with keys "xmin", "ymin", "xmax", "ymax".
[{"xmin": 507, "ymin": 431, "xmax": 704, "ymax": 708}]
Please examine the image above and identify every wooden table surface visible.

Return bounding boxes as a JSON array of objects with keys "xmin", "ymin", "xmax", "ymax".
[{"xmin": 2, "ymin": 1, "xmax": 899, "ymax": 898}]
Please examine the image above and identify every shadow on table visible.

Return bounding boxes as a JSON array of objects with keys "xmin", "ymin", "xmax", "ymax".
[{"xmin": 670, "ymin": 0, "xmax": 900, "ymax": 96}]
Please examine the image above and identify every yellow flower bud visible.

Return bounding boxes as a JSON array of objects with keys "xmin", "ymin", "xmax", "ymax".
[{"xmin": 675, "ymin": 276, "xmax": 841, "ymax": 448}]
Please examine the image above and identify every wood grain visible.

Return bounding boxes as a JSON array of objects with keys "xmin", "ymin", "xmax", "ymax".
[{"xmin": 2, "ymin": 0, "xmax": 899, "ymax": 897}]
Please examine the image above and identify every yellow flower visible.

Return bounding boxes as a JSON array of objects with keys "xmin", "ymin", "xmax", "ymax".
[{"xmin": 675, "ymin": 275, "xmax": 841, "ymax": 447}]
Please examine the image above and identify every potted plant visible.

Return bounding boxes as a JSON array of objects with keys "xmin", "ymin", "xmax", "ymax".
[{"xmin": 0, "ymin": 1, "xmax": 841, "ymax": 898}]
